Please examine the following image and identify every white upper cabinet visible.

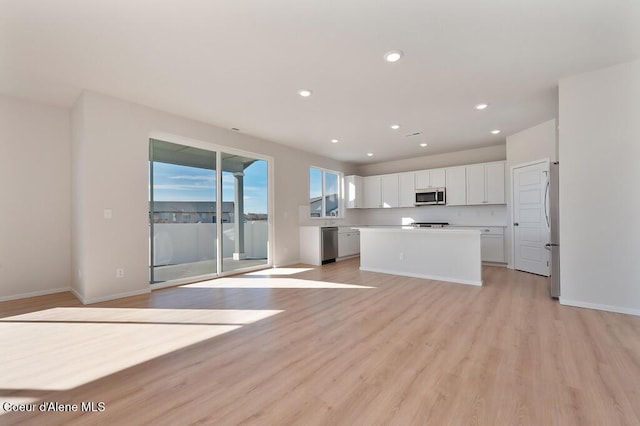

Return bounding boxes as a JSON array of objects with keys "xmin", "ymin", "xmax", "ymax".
[
  {"xmin": 415, "ymin": 170, "xmax": 430, "ymax": 189},
  {"xmin": 363, "ymin": 174, "xmax": 399, "ymax": 208},
  {"xmin": 399, "ymin": 172, "xmax": 416, "ymax": 207},
  {"xmin": 344, "ymin": 175, "xmax": 363, "ymax": 209},
  {"xmin": 349, "ymin": 161, "xmax": 504, "ymax": 209},
  {"xmin": 381, "ymin": 174, "xmax": 399, "ymax": 208},
  {"xmin": 466, "ymin": 164, "xmax": 486, "ymax": 204},
  {"xmin": 430, "ymin": 168, "xmax": 446, "ymax": 188},
  {"xmin": 485, "ymin": 162, "xmax": 505, "ymax": 204},
  {"xmin": 415, "ymin": 168, "xmax": 446, "ymax": 189},
  {"xmin": 445, "ymin": 166, "xmax": 466, "ymax": 206},
  {"xmin": 466, "ymin": 161, "xmax": 505, "ymax": 205},
  {"xmin": 363, "ymin": 176, "xmax": 382, "ymax": 208}
]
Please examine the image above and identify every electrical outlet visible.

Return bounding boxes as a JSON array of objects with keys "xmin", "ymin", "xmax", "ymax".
[
  {"xmin": 116, "ymin": 268, "xmax": 125, "ymax": 278},
  {"xmin": 399, "ymin": 252, "xmax": 404, "ymax": 260},
  {"xmin": 104, "ymin": 209, "xmax": 113, "ymax": 219}
]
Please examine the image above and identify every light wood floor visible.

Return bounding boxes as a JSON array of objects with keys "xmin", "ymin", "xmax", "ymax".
[{"xmin": 1, "ymin": 259, "xmax": 639, "ymax": 425}]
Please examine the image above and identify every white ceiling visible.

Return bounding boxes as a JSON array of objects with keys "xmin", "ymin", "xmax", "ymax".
[{"xmin": 1, "ymin": 0, "xmax": 639, "ymax": 164}]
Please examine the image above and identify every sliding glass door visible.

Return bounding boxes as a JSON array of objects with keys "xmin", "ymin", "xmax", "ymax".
[
  {"xmin": 149, "ymin": 140, "xmax": 270, "ymax": 284},
  {"xmin": 149, "ymin": 140, "xmax": 217, "ymax": 283},
  {"xmin": 221, "ymin": 152, "xmax": 269, "ymax": 273}
]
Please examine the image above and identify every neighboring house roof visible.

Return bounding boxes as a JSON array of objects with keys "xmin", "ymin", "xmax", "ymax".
[{"xmin": 310, "ymin": 194, "xmax": 339, "ymax": 216}]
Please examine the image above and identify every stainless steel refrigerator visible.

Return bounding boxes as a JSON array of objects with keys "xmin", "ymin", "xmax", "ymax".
[{"xmin": 545, "ymin": 162, "xmax": 560, "ymax": 298}]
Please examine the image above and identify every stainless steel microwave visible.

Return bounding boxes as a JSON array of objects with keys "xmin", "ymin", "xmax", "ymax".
[{"xmin": 415, "ymin": 188, "xmax": 446, "ymax": 205}]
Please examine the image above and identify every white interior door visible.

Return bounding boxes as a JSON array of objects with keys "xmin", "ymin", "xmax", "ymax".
[{"xmin": 513, "ymin": 161, "xmax": 550, "ymax": 276}]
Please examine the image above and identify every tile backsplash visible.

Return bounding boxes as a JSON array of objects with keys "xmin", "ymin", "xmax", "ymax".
[{"xmin": 358, "ymin": 204, "xmax": 507, "ymax": 227}]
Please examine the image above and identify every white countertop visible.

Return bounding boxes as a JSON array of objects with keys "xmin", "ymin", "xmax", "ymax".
[{"xmin": 301, "ymin": 224, "xmax": 505, "ymax": 229}]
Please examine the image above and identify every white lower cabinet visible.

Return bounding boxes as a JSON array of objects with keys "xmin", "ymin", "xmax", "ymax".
[
  {"xmin": 299, "ymin": 226, "xmax": 322, "ymax": 266},
  {"xmin": 338, "ymin": 228, "xmax": 360, "ymax": 258},
  {"xmin": 480, "ymin": 230, "xmax": 505, "ymax": 263},
  {"xmin": 449, "ymin": 226, "xmax": 505, "ymax": 263}
]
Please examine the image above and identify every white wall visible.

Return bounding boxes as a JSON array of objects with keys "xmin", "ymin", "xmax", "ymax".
[
  {"xmin": 506, "ymin": 119, "xmax": 557, "ymax": 166},
  {"xmin": 505, "ymin": 119, "xmax": 557, "ymax": 267},
  {"xmin": 0, "ymin": 96, "xmax": 71, "ymax": 301},
  {"xmin": 72, "ymin": 91, "xmax": 355, "ymax": 303},
  {"xmin": 357, "ymin": 145, "xmax": 506, "ymax": 176},
  {"xmin": 559, "ymin": 59, "xmax": 640, "ymax": 316}
]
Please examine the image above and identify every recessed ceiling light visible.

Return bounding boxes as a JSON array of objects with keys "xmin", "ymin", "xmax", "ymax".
[
  {"xmin": 331, "ymin": 139, "xmax": 339, "ymax": 144},
  {"xmin": 367, "ymin": 153, "xmax": 374, "ymax": 157},
  {"xmin": 384, "ymin": 50, "xmax": 404, "ymax": 63},
  {"xmin": 475, "ymin": 103, "xmax": 489, "ymax": 110},
  {"xmin": 491, "ymin": 129, "xmax": 501, "ymax": 134},
  {"xmin": 390, "ymin": 124, "xmax": 400, "ymax": 130},
  {"xmin": 420, "ymin": 143, "xmax": 428, "ymax": 147},
  {"xmin": 297, "ymin": 89, "xmax": 312, "ymax": 97}
]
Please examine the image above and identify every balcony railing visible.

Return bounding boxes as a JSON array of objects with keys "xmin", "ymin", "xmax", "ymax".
[{"xmin": 152, "ymin": 221, "xmax": 268, "ymax": 266}]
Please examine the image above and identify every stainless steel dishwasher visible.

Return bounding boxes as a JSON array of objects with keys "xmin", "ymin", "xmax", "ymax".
[{"xmin": 321, "ymin": 227, "xmax": 338, "ymax": 264}]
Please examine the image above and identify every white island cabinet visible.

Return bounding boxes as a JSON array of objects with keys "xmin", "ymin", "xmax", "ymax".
[{"xmin": 355, "ymin": 227, "xmax": 482, "ymax": 286}]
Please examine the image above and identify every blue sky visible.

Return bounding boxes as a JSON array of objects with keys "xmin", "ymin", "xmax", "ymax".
[
  {"xmin": 152, "ymin": 161, "xmax": 268, "ymax": 214},
  {"xmin": 310, "ymin": 168, "xmax": 339, "ymax": 199}
]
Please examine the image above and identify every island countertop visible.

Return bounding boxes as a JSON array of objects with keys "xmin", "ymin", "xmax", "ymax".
[{"xmin": 351, "ymin": 226, "xmax": 481, "ymax": 234}]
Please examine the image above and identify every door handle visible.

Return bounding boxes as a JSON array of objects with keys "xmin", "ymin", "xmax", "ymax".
[
  {"xmin": 514, "ymin": 222, "xmax": 519, "ymax": 226},
  {"xmin": 544, "ymin": 243, "xmax": 551, "ymax": 250}
]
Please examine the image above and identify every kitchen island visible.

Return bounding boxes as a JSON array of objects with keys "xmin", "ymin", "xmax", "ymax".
[{"xmin": 354, "ymin": 227, "xmax": 482, "ymax": 286}]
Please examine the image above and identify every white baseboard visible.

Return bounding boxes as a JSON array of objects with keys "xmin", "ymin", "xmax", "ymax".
[
  {"xmin": 337, "ymin": 254, "xmax": 359, "ymax": 262},
  {"xmin": 359, "ymin": 266, "xmax": 482, "ymax": 287},
  {"xmin": 72, "ymin": 288, "xmax": 151, "ymax": 305},
  {"xmin": 482, "ymin": 261, "xmax": 507, "ymax": 268},
  {"xmin": 0, "ymin": 287, "xmax": 70, "ymax": 302},
  {"xmin": 273, "ymin": 258, "xmax": 302, "ymax": 268},
  {"xmin": 559, "ymin": 298, "xmax": 640, "ymax": 317},
  {"xmin": 70, "ymin": 287, "xmax": 84, "ymax": 304}
]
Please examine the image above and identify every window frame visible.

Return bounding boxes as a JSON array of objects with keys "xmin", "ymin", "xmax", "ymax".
[{"xmin": 309, "ymin": 166, "xmax": 343, "ymax": 219}]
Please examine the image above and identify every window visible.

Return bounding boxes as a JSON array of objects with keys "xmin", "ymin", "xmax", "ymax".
[{"xmin": 310, "ymin": 167, "xmax": 342, "ymax": 218}]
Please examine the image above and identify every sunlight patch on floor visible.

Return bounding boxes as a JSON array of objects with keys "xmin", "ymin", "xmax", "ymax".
[
  {"xmin": 184, "ymin": 277, "xmax": 374, "ymax": 289},
  {"xmin": 243, "ymin": 267, "xmax": 315, "ymax": 276},
  {"xmin": 0, "ymin": 308, "xmax": 283, "ymax": 392},
  {"xmin": 0, "ymin": 307, "xmax": 283, "ymax": 325}
]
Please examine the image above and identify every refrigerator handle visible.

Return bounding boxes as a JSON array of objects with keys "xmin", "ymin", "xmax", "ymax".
[{"xmin": 543, "ymin": 179, "xmax": 550, "ymax": 229}]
